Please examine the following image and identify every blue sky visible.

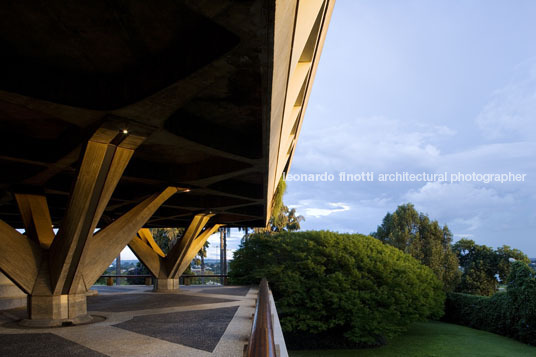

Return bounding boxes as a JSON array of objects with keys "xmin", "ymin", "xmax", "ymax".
[
  {"xmin": 283, "ymin": 0, "xmax": 536, "ymax": 256},
  {"xmin": 124, "ymin": 0, "xmax": 536, "ymax": 260}
]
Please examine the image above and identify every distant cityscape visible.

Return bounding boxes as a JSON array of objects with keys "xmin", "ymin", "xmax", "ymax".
[{"xmin": 105, "ymin": 259, "xmax": 230, "ymax": 283}]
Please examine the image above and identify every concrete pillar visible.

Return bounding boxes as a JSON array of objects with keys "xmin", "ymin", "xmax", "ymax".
[
  {"xmin": 154, "ymin": 278, "xmax": 179, "ymax": 292},
  {"xmin": 0, "ymin": 126, "xmax": 180, "ymax": 327},
  {"xmin": 22, "ymin": 294, "xmax": 91, "ymax": 327},
  {"xmin": 0, "ymin": 272, "xmax": 26, "ymax": 310},
  {"xmin": 0, "ymin": 272, "xmax": 12, "ymax": 284},
  {"xmin": 128, "ymin": 220, "xmax": 222, "ymax": 293}
]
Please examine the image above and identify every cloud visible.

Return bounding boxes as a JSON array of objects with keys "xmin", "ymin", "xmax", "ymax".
[
  {"xmin": 401, "ymin": 182, "xmax": 527, "ymax": 243},
  {"xmin": 403, "ymin": 182, "xmax": 515, "ymax": 220},
  {"xmin": 295, "ymin": 201, "xmax": 351, "ymax": 218},
  {"xmin": 206, "ymin": 230, "xmax": 244, "ymax": 260},
  {"xmin": 453, "ymin": 233, "xmax": 474, "ymax": 238},
  {"xmin": 451, "ymin": 216, "xmax": 482, "ymax": 232},
  {"xmin": 285, "ymin": 52, "xmax": 536, "ymax": 255},
  {"xmin": 476, "ymin": 60, "xmax": 536, "ymax": 140},
  {"xmin": 293, "ymin": 116, "xmax": 455, "ymax": 173}
]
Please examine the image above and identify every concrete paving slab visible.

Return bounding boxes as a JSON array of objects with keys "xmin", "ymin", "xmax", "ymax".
[
  {"xmin": 199, "ymin": 286, "xmax": 251, "ymax": 296},
  {"xmin": 0, "ymin": 333, "xmax": 106, "ymax": 356},
  {"xmin": 114, "ymin": 306, "xmax": 239, "ymax": 352},
  {"xmin": 87, "ymin": 293, "xmax": 235, "ymax": 312},
  {"xmin": 0, "ymin": 286, "xmax": 258, "ymax": 356}
]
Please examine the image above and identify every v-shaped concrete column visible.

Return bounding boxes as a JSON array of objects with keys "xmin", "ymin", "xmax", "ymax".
[
  {"xmin": 128, "ymin": 214, "xmax": 221, "ymax": 292},
  {"xmin": 0, "ymin": 127, "xmax": 184, "ymax": 326}
]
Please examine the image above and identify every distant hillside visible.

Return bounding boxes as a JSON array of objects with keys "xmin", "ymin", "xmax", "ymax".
[
  {"xmin": 204, "ymin": 258, "xmax": 232, "ymax": 264},
  {"xmin": 109, "ymin": 258, "xmax": 230, "ymax": 266},
  {"xmin": 110, "ymin": 260, "xmax": 139, "ymax": 266}
]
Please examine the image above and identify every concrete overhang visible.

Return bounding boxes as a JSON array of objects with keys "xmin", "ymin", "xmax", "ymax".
[{"xmin": 0, "ymin": 0, "xmax": 334, "ymax": 228}]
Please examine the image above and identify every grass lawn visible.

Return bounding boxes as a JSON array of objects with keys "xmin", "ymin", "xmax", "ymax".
[{"xmin": 289, "ymin": 321, "xmax": 536, "ymax": 357}]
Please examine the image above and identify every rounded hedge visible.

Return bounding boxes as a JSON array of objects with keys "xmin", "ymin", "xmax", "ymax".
[{"xmin": 230, "ymin": 231, "xmax": 445, "ymax": 347}]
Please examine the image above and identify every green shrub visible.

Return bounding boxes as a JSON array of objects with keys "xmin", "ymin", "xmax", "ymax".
[
  {"xmin": 230, "ymin": 231, "xmax": 445, "ymax": 347},
  {"xmin": 443, "ymin": 261, "xmax": 536, "ymax": 345}
]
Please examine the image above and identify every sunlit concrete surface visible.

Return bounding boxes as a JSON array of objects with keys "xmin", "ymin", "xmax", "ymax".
[{"xmin": 0, "ymin": 285, "xmax": 257, "ymax": 356}]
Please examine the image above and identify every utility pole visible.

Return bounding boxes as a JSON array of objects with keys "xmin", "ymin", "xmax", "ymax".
[
  {"xmin": 115, "ymin": 254, "xmax": 121, "ymax": 286},
  {"xmin": 219, "ymin": 227, "xmax": 224, "ymax": 285},
  {"xmin": 223, "ymin": 228, "xmax": 228, "ymax": 277}
]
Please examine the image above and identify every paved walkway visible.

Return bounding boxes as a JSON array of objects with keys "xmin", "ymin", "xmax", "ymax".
[{"xmin": 0, "ymin": 285, "xmax": 257, "ymax": 356}]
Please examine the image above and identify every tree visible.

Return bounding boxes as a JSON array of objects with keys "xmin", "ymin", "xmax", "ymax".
[
  {"xmin": 270, "ymin": 205, "xmax": 305, "ymax": 232},
  {"xmin": 150, "ymin": 228, "xmax": 184, "ymax": 254},
  {"xmin": 249, "ymin": 177, "xmax": 304, "ymax": 235},
  {"xmin": 453, "ymin": 239, "xmax": 500, "ymax": 295},
  {"xmin": 372, "ymin": 203, "xmax": 460, "ymax": 291},
  {"xmin": 271, "ymin": 177, "xmax": 286, "ymax": 220},
  {"xmin": 230, "ymin": 231, "xmax": 445, "ymax": 348},
  {"xmin": 452, "ymin": 239, "xmax": 530, "ymax": 296},
  {"xmin": 496, "ymin": 245, "xmax": 530, "ymax": 283},
  {"xmin": 127, "ymin": 261, "xmax": 151, "ymax": 285},
  {"xmin": 269, "ymin": 178, "xmax": 304, "ymax": 232},
  {"xmin": 196, "ymin": 240, "xmax": 210, "ymax": 284}
]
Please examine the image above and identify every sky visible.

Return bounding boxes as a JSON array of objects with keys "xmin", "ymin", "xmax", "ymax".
[
  {"xmin": 284, "ymin": 0, "xmax": 536, "ymax": 256},
  {"xmin": 124, "ymin": 0, "xmax": 536, "ymax": 260}
]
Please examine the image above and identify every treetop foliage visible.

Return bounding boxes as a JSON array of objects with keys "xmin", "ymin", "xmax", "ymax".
[
  {"xmin": 372, "ymin": 203, "xmax": 529, "ymax": 296},
  {"xmin": 230, "ymin": 231, "xmax": 445, "ymax": 347},
  {"xmin": 453, "ymin": 238, "xmax": 530, "ymax": 296},
  {"xmin": 256, "ymin": 177, "xmax": 304, "ymax": 234},
  {"xmin": 149, "ymin": 228, "xmax": 184, "ymax": 254},
  {"xmin": 372, "ymin": 203, "xmax": 460, "ymax": 291}
]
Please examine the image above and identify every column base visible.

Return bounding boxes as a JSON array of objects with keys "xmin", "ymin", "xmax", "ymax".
[
  {"xmin": 154, "ymin": 278, "xmax": 179, "ymax": 292},
  {"xmin": 22, "ymin": 293, "xmax": 92, "ymax": 327},
  {"xmin": 20, "ymin": 314, "xmax": 93, "ymax": 327}
]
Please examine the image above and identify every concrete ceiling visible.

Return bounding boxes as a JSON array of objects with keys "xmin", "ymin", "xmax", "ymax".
[{"xmin": 0, "ymin": 0, "xmax": 333, "ymax": 228}]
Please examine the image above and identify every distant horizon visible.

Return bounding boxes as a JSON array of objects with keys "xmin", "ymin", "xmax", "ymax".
[{"xmin": 121, "ymin": 225, "xmax": 536, "ymax": 262}]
